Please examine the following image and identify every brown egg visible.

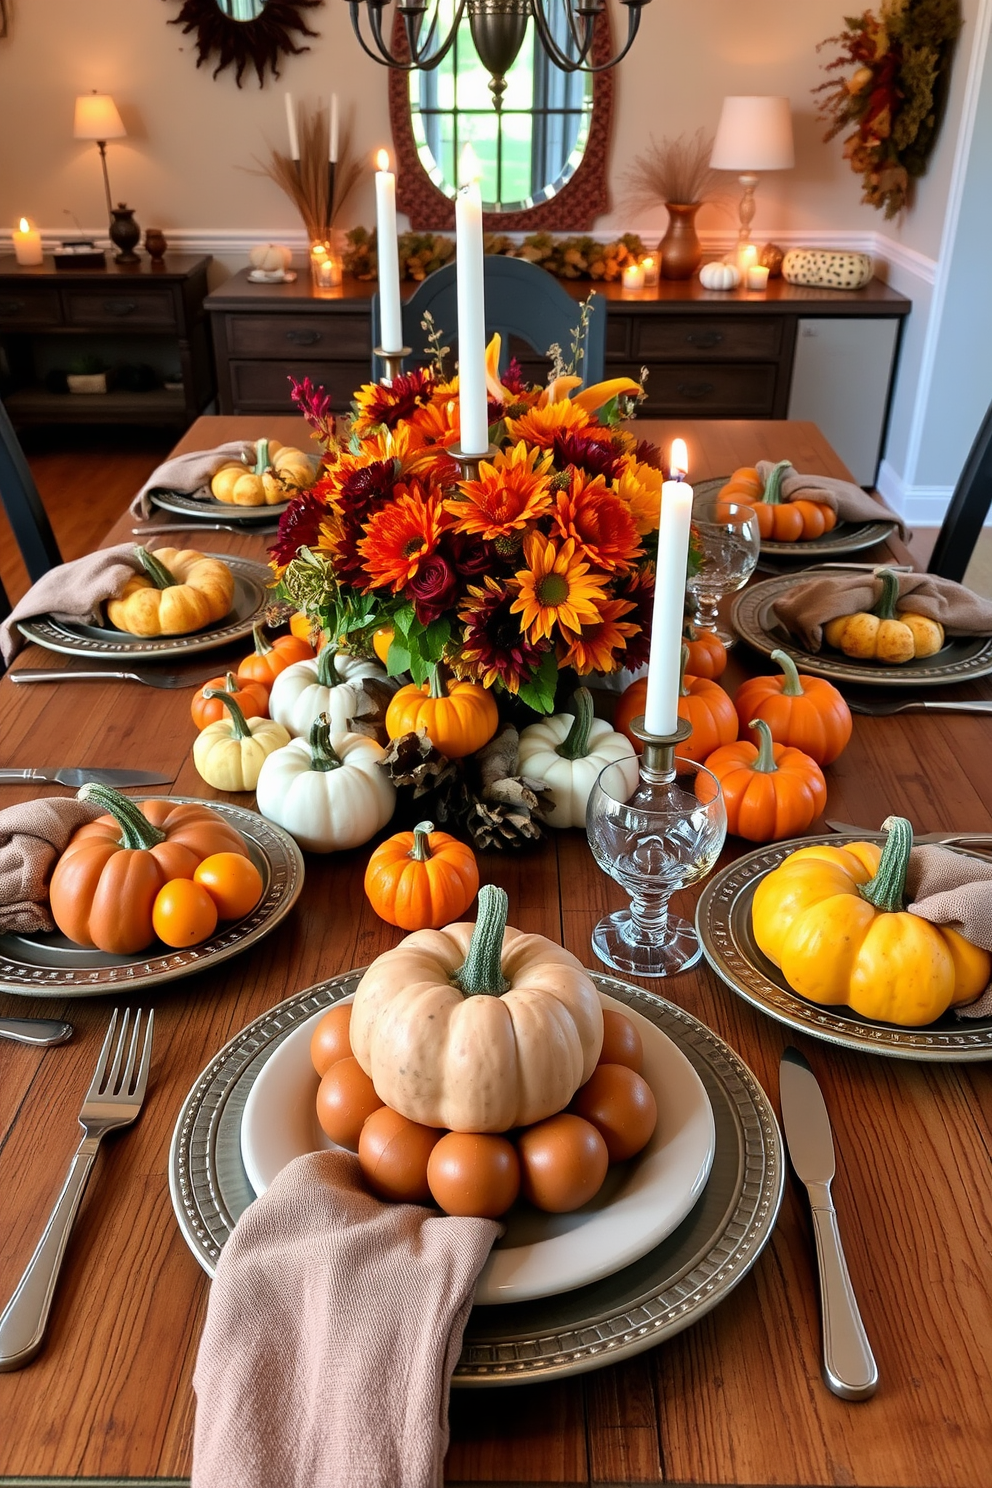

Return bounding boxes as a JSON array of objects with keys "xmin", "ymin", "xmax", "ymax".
[
  {"xmin": 598, "ymin": 1008, "xmax": 643, "ymax": 1072},
  {"xmin": 310, "ymin": 1004, "xmax": 353, "ymax": 1077},
  {"xmin": 358, "ymin": 1106, "xmax": 443, "ymax": 1203},
  {"xmin": 571, "ymin": 1063, "xmax": 658, "ymax": 1162},
  {"xmin": 517, "ymin": 1113, "xmax": 609, "ymax": 1213},
  {"xmin": 427, "ymin": 1132, "xmax": 520, "ymax": 1218},
  {"xmin": 315, "ymin": 1056, "xmax": 383, "ymax": 1151}
]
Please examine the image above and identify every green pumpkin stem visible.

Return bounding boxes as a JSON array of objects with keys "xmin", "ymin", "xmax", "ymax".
[
  {"xmin": 426, "ymin": 664, "xmax": 446, "ymax": 701},
  {"xmin": 251, "ymin": 623, "xmax": 273, "ymax": 656},
  {"xmin": 203, "ymin": 688, "xmax": 253, "ymax": 740},
  {"xmin": 308, "ymin": 711, "xmax": 342, "ymax": 772},
  {"xmin": 76, "ymin": 783, "xmax": 167, "ymax": 851},
  {"xmin": 451, "ymin": 884, "xmax": 511, "ymax": 998},
  {"xmin": 316, "ymin": 644, "xmax": 342, "ymax": 688},
  {"xmin": 555, "ymin": 687, "xmax": 594, "ymax": 760},
  {"xmin": 223, "ymin": 672, "xmax": 239, "ymax": 692},
  {"xmin": 135, "ymin": 547, "xmax": 180, "ymax": 590},
  {"xmin": 251, "ymin": 438, "xmax": 270, "ymax": 476},
  {"xmin": 410, "ymin": 821, "xmax": 435, "ymax": 862},
  {"xmin": 748, "ymin": 718, "xmax": 779, "ymax": 773},
  {"xmin": 871, "ymin": 568, "xmax": 902, "ymax": 622},
  {"xmin": 859, "ymin": 815, "xmax": 913, "ymax": 913},
  {"xmin": 761, "ymin": 460, "xmax": 794, "ymax": 505},
  {"xmin": 770, "ymin": 648, "xmax": 806, "ymax": 697}
]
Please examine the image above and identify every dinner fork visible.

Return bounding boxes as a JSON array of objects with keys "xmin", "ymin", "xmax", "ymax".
[
  {"xmin": 11, "ymin": 668, "xmax": 221, "ymax": 689},
  {"xmin": 132, "ymin": 522, "xmax": 280, "ymax": 536},
  {"xmin": 0, "ymin": 1008, "xmax": 154, "ymax": 1372}
]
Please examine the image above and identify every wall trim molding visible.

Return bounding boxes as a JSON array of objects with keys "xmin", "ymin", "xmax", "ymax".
[{"xmin": 877, "ymin": 458, "xmax": 990, "ymax": 529}]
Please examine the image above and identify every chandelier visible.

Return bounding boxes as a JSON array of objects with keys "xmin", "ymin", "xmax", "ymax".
[{"xmin": 347, "ymin": 0, "xmax": 651, "ymax": 109}]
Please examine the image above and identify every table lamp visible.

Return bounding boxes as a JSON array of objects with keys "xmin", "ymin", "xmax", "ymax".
[
  {"xmin": 710, "ymin": 96, "xmax": 794, "ymax": 267},
  {"xmin": 73, "ymin": 92, "xmax": 126, "ymax": 231}
]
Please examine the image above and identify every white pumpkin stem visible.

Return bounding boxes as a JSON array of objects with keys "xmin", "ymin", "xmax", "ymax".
[
  {"xmin": 410, "ymin": 821, "xmax": 435, "ymax": 862},
  {"xmin": 555, "ymin": 687, "xmax": 594, "ymax": 761},
  {"xmin": 451, "ymin": 884, "xmax": 510, "ymax": 998},
  {"xmin": 308, "ymin": 711, "xmax": 343, "ymax": 772},
  {"xmin": 316, "ymin": 645, "xmax": 342, "ymax": 688}
]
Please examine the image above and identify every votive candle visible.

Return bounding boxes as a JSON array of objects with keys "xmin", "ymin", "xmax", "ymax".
[
  {"xmin": 455, "ymin": 178, "xmax": 488, "ymax": 455},
  {"xmin": 13, "ymin": 218, "xmax": 42, "ymax": 266},
  {"xmin": 642, "ymin": 255, "xmax": 660, "ymax": 287},
  {"xmin": 374, "ymin": 149, "xmax": 403, "ymax": 354},
  {"xmin": 644, "ymin": 439, "xmax": 694, "ymax": 736},
  {"xmin": 747, "ymin": 264, "xmax": 770, "ymax": 292},
  {"xmin": 622, "ymin": 262, "xmax": 646, "ymax": 292}
]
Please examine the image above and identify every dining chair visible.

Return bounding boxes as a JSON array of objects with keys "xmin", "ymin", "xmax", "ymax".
[
  {"xmin": 926, "ymin": 399, "xmax": 992, "ymax": 583},
  {"xmin": 371, "ymin": 256, "xmax": 606, "ymax": 386},
  {"xmin": 0, "ymin": 397, "xmax": 63, "ymax": 583}
]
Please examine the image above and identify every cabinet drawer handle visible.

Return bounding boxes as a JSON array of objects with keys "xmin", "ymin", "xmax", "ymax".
[
  {"xmin": 676, "ymin": 381, "xmax": 716, "ymax": 400},
  {"xmin": 285, "ymin": 328, "xmax": 322, "ymax": 346},
  {"xmin": 0, "ymin": 299, "xmax": 25, "ymax": 315},
  {"xmin": 104, "ymin": 300, "xmax": 138, "ymax": 317},
  {"xmin": 685, "ymin": 331, "xmax": 724, "ymax": 349}
]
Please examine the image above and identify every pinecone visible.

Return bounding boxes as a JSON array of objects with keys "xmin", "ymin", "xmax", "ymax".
[
  {"xmin": 379, "ymin": 730, "xmax": 464, "ymax": 824},
  {"xmin": 464, "ymin": 725, "xmax": 552, "ymax": 851}
]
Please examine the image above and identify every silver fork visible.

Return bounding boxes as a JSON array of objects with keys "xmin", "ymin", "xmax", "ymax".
[{"xmin": 0, "ymin": 1008, "xmax": 154, "ymax": 1372}]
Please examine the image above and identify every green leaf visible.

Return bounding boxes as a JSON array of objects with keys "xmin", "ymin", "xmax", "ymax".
[
  {"xmin": 386, "ymin": 641, "xmax": 412, "ymax": 677},
  {"xmin": 392, "ymin": 603, "xmax": 416, "ymax": 640},
  {"xmin": 423, "ymin": 617, "xmax": 451, "ymax": 661},
  {"xmin": 516, "ymin": 651, "xmax": 559, "ymax": 715},
  {"xmin": 409, "ymin": 652, "xmax": 432, "ymax": 687}
]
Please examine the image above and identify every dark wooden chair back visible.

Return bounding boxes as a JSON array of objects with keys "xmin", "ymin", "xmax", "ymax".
[
  {"xmin": 0, "ymin": 398, "xmax": 62, "ymax": 584},
  {"xmin": 927, "ymin": 401, "xmax": 992, "ymax": 583}
]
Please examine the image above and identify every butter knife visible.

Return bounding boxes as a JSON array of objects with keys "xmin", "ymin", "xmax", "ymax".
[
  {"xmin": 779, "ymin": 1047, "xmax": 878, "ymax": 1401},
  {"xmin": 0, "ymin": 1018, "xmax": 73, "ymax": 1047},
  {"xmin": 825, "ymin": 819, "xmax": 992, "ymax": 847},
  {"xmin": 0, "ymin": 768, "xmax": 172, "ymax": 788}
]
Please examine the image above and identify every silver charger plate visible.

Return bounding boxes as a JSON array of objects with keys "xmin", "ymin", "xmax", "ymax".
[
  {"xmin": 696, "ymin": 833, "xmax": 992, "ymax": 1061},
  {"xmin": 150, "ymin": 491, "xmax": 291, "ymax": 524},
  {"xmin": 0, "ymin": 799, "xmax": 305, "ymax": 998},
  {"xmin": 730, "ymin": 569, "xmax": 992, "ymax": 687},
  {"xmin": 168, "ymin": 970, "xmax": 784, "ymax": 1387},
  {"xmin": 16, "ymin": 554, "xmax": 274, "ymax": 660},
  {"xmin": 693, "ymin": 477, "xmax": 896, "ymax": 558}
]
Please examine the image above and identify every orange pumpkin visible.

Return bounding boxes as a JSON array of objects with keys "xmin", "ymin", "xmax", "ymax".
[
  {"xmin": 385, "ymin": 670, "xmax": 499, "ymax": 759},
  {"xmin": 683, "ymin": 623, "xmax": 727, "ymax": 680},
  {"xmin": 190, "ymin": 671, "xmax": 269, "ymax": 730},
  {"xmin": 718, "ymin": 466, "xmax": 763, "ymax": 502},
  {"xmin": 703, "ymin": 718, "xmax": 827, "ymax": 842},
  {"xmin": 236, "ymin": 624, "xmax": 314, "ymax": 690},
  {"xmin": 721, "ymin": 461, "xmax": 836, "ymax": 542},
  {"xmin": 733, "ymin": 649, "xmax": 852, "ymax": 766},
  {"xmin": 364, "ymin": 819, "xmax": 480, "ymax": 930},
  {"xmin": 289, "ymin": 612, "xmax": 328, "ymax": 651},
  {"xmin": 615, "ymin": 650, "xmax": 737, "ymax": 764},
  {"xmin": 49, "ymin": 785, "xmax": 250, "ymax": 954}
]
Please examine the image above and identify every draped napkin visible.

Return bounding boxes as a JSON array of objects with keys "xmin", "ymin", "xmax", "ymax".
[
  {"xmin": 772, "ymin": 570, "xmax": 992, "ymax": 653},
  {"xmin": 130, "ymin": 441, "xmax": 255, "ymax": 519},
  {"xmin": 908, "ymin": 847, "xmax": 992, "ymax": 1019},
  {"xmin": 0, "ymin": 797, "xmax": 102, "ymax": 934},
  {"xmin": 192, "ymin": 1150, "xmax": 498, "ymax": 1488},
  {"xmin": 0, "ymin": 544, "xmax": 141, "ymax": 665},
  {"xmin": 755, "ymin": 460, "xmax": 908, "ymax": 538}
]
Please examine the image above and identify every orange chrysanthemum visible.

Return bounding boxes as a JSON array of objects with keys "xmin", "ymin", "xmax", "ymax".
[
  {"xmin": 558, "ymin": 597, "xmax": 639, "ymax": 675},
  {"xmin": 551, "ymin": 468, "xmax": 643, "ymax": 572},
  {"xmin": 446, "ymin": 441, "xmax": 554, "ymax": 540},
  {"xmin": 503, "ymin": 398, "xmax": 591, "ymax": 448},
  {"xmin": 614, "ymin": 458, "xmax": 663, "ymax": 536},
  {"xmin": 409, "ymin": 396, "xmax": 461, "ymax": 450},
  {"xmin": 358, "ymin": 482, "xmax": 451, "ymax": 592},
  {"xmin": 510, "ymin": 531, "xmax": 608, "ymax": 643}
]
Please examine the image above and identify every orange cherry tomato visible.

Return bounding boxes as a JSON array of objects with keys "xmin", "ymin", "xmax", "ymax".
[
  {"xmin": 358, "ymin": 1106, "xmax": 444, "ymax": 1203},
  {"xmin": 571, "ymin": 1064, "xmax": 658, "ymax": 1162},
  {"xmin": 598, "ymin": 1008, "xmax": 643, "ymax": 1073},
  {"xmin": 315, "ymin": 1056, "xmax": 383, "ymax": 1151},
  {"xmin": 151, "ymin": 878, "xmax": 218, "ymax": 948},
  {"xmin": 193, "ymin": 852, "xmax": 264, "ymax": 920},
  {"xmin": 517, "ymin": 1113, "xmax": 609, "ymax": 1212},
  {"xmin": 310, "ymin": 1004, "xmax": 354, "ymax": 1078},
  {"xmin": 427, "ymin": 1132, "xmax": 520, "ymax": 1218}
]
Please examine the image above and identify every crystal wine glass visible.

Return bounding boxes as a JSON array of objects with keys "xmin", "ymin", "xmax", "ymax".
[
  {"xmin": 586, "ymin": 754, "xmax": 727, "ymax": 978},
  {"xmin": 686, "ymin": 494, "xmax": 761, "ymax": 647}
]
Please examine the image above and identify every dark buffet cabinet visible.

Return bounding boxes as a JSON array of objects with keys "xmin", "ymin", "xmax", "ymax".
[
  {"xmin": 205, "ymin": 270, "xmax": 911, "ymax": 483},
  {"xmin": 0, "ymin": 254, "xmax": 214, "ymax": 427}
]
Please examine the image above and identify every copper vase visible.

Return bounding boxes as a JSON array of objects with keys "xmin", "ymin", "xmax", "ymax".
[{"xmin": 659, "ymin": 202, "xmax": 702, "ymax": 281}]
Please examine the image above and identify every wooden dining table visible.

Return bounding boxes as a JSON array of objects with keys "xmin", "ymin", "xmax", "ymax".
[{"xmin": 1, "ymin": 415, "xmax": 991, "ymax": 1488}]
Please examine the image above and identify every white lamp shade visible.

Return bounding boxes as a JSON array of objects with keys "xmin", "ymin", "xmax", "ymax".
[
  {"xmin": 710, "ymin": 96, "xmax": 794, "ymax": 172},
  {"xmin": 74, "ymin": 94, "xmax": 126, "ymax": 141}
]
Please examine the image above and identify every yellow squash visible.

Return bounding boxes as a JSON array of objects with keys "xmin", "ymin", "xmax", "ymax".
[
  {"xmin": 823, "ymin": 568, "xmax": 944, "ymax": 664},
  {"xmin": 211, "ymin": 438, "xmax": 315, "ymax": 507},
  {"xmin": 192, "ymin": 690, "xmax": 291, "ymax": 792},
  {"xmin": 752, "ymin": 816, "xmax": 990, "ymax": 1025},
  {"xmin": 106, "ymin": 548, "xmax": 234, "ymax": 637}
]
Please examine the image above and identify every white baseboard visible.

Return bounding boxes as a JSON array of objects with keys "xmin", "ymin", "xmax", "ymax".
[{"xmin": 875, "ymin": 459, "xmax": 984, "ymax": 527}]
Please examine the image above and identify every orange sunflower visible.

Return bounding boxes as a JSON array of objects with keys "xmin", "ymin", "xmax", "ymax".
[
  {"xmin": 558, "ymin": 596, "xmax": 640, "ymax": 675},
  {"xmin": 551, "ymin": 467, "xmax": 643, "ymax": 572},
  {"xmin": 358, "ymin": 481, "xmax": 451, "ymax": 592},
  {"xmin": 446, "ymin": 441, "xmax": 553, "ymax": 540},
  {"xmin": 504, "ymin": 398, "xmax": 591, "ymax": 448},
  {"xmin": 510, "ymin": 532, "xmax": 609, "ymax": 643}
]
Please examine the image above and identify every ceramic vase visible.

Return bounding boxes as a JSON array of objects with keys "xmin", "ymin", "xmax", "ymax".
[
  {"xmin": 144, "ymin": 228, "xmax": 168, "ymax": 263},
  {"xmin": 659, "ymin": 203, "xmax": 702, "ymax": 281},
  {"xmin": 110, "ymin": 205, "xmax": 141, "ymax": 264}
]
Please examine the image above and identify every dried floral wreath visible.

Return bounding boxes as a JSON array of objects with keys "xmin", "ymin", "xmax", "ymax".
[
  {"xmin": 814, "ymin": 0, "xmax": 961, "ymax": 217},
  {"xmin": 166, "ymin": 0, "xmax": 322, "ymax": 89}
]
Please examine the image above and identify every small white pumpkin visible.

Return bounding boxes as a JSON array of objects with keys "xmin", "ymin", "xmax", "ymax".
[
  {"xmin": 269, "ymin": 647, "xmax": 391, "ymax": 739},
  {"xmin": 248, "ymin": 243, "xmax": 292, "ymax": 272},
  {"xmin": 698, "ymin": 261, "xmax": 741, "ymax": 290},
  {"xmin": 192, "ymin": 691, "xmax": 291, "ymax": 793},
  {"xmin": 517, "ymin": 687, "xmax": 636, "ymax": 828},
  {"xmin": 255, "ymin": 713, "xmax": 396, "ymax": 852}
]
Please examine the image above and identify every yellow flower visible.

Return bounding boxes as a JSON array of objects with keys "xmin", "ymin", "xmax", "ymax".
[
  {"xmin": 615, "ymin": 458, "xmax": 663, "ymax": 536},
  {"xmin": 510, "ymin": 531, "xmax": 608, "ymax": 643},
  {"xmin": 504, "ymin": 399, "xmax": 591, "ymax": 448},
  {"xmin": 558, "ymin": 597, "xmax": 639, "ymax": 675}
]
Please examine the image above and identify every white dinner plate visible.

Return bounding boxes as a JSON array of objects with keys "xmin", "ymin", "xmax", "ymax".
[{"xmin": 240, "ymin": 991, "xmax": 716, "ymax": 1306}]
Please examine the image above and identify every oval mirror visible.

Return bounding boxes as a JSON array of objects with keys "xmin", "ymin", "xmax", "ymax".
[{"xmin": 216, "ymin": 0, "xmax": 267, "ymax": 18}]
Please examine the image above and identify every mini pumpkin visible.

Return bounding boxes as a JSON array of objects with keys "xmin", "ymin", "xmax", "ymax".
[
  {"xmin": 683, "ymin": 623, "xmax": 727, "ymax": 680},
  {"xmin": 614, "ymin": 650, "xmax": 738, "ymax": 764},
  {"xmin": 255, "ymin": 712, "xmax": 396, "ymax": 852},
  {"xmin": 516, "ymin": 687, "xmax": 635, "ymax": 829},
  {"xmin": 704, "ymin": 718, "xmax": 827, "ymax": 842},
  {"xmin": 211, "ymin": 438, "xmax": 316, "ymax": 507},
  {"xmin": 733, "ymin": 649, "xmax": 852, "ymax": 766},
  {"xmin": 268, "ymin": 645, "xmax": 392, "ymax": 739},
  {"xmin": 385, "ymin": 669, "xmax": 499, "ymax": 759},
  {"xmin": 720, "ymin": 461, "xmax": 837, "ymax": 542},
  {"xmin": 105, "ymin": 548, "xmax": 234, "ymax": 637},
  {"xmin": 823, "ymin": 568, "xmax": 945, "ymax": 664},
  {"xmin": 364, "ymin": 820, "xmax": 480, "ymax": 930},
  {"xmin": 699, "ymin": 261, "xmax": 741, "ymax": 290},
  {"xmin": 190, "ymin": 671, "xmax": 269, "ymax": 730},
  {"xmin": 236, "ymin": 625, "xmax": 315, "ymax": 691},
  {"xmin": 192, "ymin": 691, "xmax": 291, "ymax": 793}
]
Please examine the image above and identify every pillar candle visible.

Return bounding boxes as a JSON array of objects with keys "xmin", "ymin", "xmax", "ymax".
[
  {"xmin": 285, "ymin": 93, "xmax": 299, "ymax": 161},
  {"xmin": 455, "ymin": 179, "xmax": 488, "ymax": 455},
  {"xmin": 374, "ymin": 150, "xmax": 403, "ymax": 354},
  {"xmin": 13, "ymin": 218, "xmax": 42, "ymax": 266},
  {"xmin": 644, "ymin": 439, "xmax": 694, "ymax": 736}
]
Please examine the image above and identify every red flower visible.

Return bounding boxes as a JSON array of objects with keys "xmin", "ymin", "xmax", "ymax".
[
  {"xmin": 552, "ymin": 429, "xmax": 627, "ymax": 483},
  {"xmin": 407, "ymin": 552, "xmax": 459, "ymax": 624},
  {"xmin": 269, "ymin": 491, "xmax": 329, "ymax": 568}
]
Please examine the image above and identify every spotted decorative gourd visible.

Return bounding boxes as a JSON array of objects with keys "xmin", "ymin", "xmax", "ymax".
[{"xmin": 781, "ymin": 249, "xmax": 873, "ymax": 290}]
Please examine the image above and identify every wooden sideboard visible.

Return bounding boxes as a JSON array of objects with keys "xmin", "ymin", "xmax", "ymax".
[
  {"xmin": 0, "ymin": 254, "xmax": 214, "ymax": 428},
  {"xmin": 205, "ymin": 270, "xmax": 911, "ymax": 482}
]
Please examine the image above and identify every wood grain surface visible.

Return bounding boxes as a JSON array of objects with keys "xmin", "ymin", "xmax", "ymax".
[{"xmin": 1, "ymin": 418, "xmax": 990, "ymax": 1486}]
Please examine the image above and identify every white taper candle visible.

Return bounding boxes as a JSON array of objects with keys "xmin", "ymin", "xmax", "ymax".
[
  {"xmin": 284, "ymin": 93, "xmax": 299, "ymax": 161},
  {"xmin": 644, "ymin": 440, "xmax": 694, "ymax": 735},
  {"xmin": 455, "ymin": 179, "xmax": 488, "ymax": 455}
]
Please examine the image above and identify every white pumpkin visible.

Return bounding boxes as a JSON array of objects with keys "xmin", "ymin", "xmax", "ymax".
[
  {"xmin": 516, "ymin": 687, "xmax": 635, "ymax": 828},
  {"xmin": 192, "ymin": 691, "xmax": 291, "ymax": 793},
  {"xmin": 268, "ymin": 647, "xmax": 391, "ymax": 739},
  {"xmin": 255, "ymin": 713, "xmax": 396, "ymax": 852},
  {"xmin": 248, "ymin": 243, "xmax": 292, "ymax": 272},
  {"xmin": 698, "ymin": 261, "xmax": 741, "ymax": 290}
]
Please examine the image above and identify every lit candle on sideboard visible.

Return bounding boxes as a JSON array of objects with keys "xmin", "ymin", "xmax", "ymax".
[
  {"xmin": 13, "ymin": 218, "xmax": 42, "ymax": 266},
  {"xmin": 455, "ymin": 160, "xmax": 488, "ymax": 456},
  {"xmin": 747, "ymin": 263, "xmax": 770, "ymax": 292},
  {"xmin": 622, "ymin": 261, "xmax": 646, "ymax": 292},
  {"xmin": 374, "ymin": 149, "xmax": 403, "ymax": 355},
  {"xmin": 644, "ymin": 438, "xmax": 694, "ymax": 736}
]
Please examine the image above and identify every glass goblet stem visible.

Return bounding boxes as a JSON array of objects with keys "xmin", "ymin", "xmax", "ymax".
[
  {"xmin": 690, "ymin": 590, "xmax": 722, "ymax": 634},
  {"xmin": 627, "ymin": 889, "xmax": 674, "ymax": 942}
]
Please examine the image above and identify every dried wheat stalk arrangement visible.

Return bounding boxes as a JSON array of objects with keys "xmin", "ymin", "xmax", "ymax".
[{"xmin": 261, "ymin": 100, "xmax": 362, "ymax": 240}]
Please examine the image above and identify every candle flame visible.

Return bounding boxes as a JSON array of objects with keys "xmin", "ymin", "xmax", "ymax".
[
  {"xmin": 642, "ymin": 256, "xmax": 654, "ymax": 268},
  {"xmin": 18, "ymin": 218, "xmax": 29, "ymax": 234},
  {"xmin": 670, "ymin": 439, "xmax": 688, "ymax": 481},
  {"xmin": 376, "ymin": 149, "xmax": 390, "ymax": 172},
  {"xmin": 458, "ymin": 143, "xmax": 482, "ymax": 187}
]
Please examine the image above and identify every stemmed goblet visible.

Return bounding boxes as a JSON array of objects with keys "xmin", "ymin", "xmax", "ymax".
[{"xmin": 685, "ymin": 493, "xmax": 761, "ymax": 647}]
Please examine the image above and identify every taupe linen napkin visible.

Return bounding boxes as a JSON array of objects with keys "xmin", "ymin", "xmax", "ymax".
[
  {"xmin": 755, "ymin": 459, "xmax": 908, "ymax": 538},
  {"xmin": 0, "ymin": 798, "xmax": 101, "ymax": 933},
  {"xmin": 773, "ymin": 570, "xmax": 992, "ymax": 653},
  {"xmin": 908, "ymin": 847, "xmax": 992, "ymax": 1019},
  {"xmin": 0, "ymin": 544, "xmax": 140, "ymax": 665},
  {"xmin": 192, "ymin": 1150, "xmax": 498, "ymax": 1488},
  {"xmin": 130, "ymin": 441, "xmax": 254, "ymax": 518}
]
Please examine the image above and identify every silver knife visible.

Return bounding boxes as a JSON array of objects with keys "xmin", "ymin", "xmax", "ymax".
[
  {"xmin": 825, "ymin": 818, "xmax": 992, "ymax": 847},
  {"xmin": 0, "ymin": 768, "xmax": 172, "ymax": 788},
  {"xmin": 0, "ymin": 1018, "xmax": 73, "ymax": 1047},
  {"xmin": 779, "ymin": 1047, "xmax": 878, "ymax": 1401}
]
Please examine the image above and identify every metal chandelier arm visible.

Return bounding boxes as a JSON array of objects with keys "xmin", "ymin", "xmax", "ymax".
[
  {"xmin": 529, "ymin": 0, "xmax": 649, "ymax": 74},
  {"xmin": 349, "ymin": 0, "xmax": 468, "ymax": 70}
]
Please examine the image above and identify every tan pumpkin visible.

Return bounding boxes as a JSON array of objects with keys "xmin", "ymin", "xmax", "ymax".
[
  {"xmin": 349, "ymin": 885, "xmax": 604, "ymax": 1132},
  {"xmin": 823, "ymin": 568, "xmax": 945, "ymax": 664},
  {"xmin": 105, "ymin": 548, "xmax": 234, "ymax": 636},
  {"xmin": 211, "ymin": 438, "xmax": 316, "ymax": 507}
]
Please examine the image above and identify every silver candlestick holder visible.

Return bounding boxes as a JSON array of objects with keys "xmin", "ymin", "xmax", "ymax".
[{"xmin": 374, "ymin": 347, "xmax": 411, "ymax": 386}]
